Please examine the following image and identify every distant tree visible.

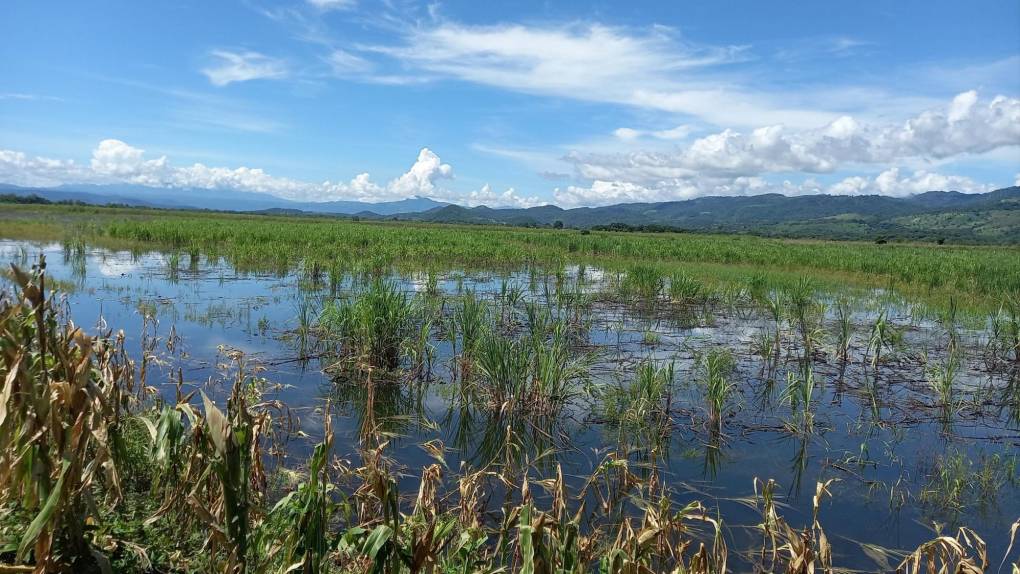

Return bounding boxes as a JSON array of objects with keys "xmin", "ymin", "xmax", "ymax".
[
  {"xmin": 580, "ymin": 229, "xmax": 591, "ymax": 235},
  {"xmin": 553, "ymin": 220, "xmax": 564, "ymax": 229},
  {"xmin": 352, "ymin": 216, "xmax": 361, "ymax": 222}
]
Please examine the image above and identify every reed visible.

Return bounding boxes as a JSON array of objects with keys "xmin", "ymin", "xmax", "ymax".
[
  {"xmin": 781, "ymin": 363, "xmax": 817, "ymax": 432},
  {"xmin": 700, "ymin": 347, "xmax": 736, "ymax": 431}
]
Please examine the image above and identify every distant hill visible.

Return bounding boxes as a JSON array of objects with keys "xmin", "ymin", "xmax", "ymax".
[
  {"xmin": 2, "ymin": 182, "xmax": 1017, "ymax": 244},
  {"xmin": 0, "ymin": 183, "xmax": 449, "ymax": 215},
  {"xmin": 395, "ymin": 186, "xmax": 1020, "ymax": 244}
]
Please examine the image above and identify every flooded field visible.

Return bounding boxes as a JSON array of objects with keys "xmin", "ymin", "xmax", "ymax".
[{"xmin": 2, "ymin": 236, "xmax": 1017, "ymax": 572}]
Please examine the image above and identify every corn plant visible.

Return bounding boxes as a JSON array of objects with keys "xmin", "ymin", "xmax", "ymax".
[
  {"xmin": 622, "ymin": 265, "xmax": 663, "ymax": 302},
  {"xmin": 260, "ymin": 408, "xmax": 337, "ymax": 573},
  {"xmin": 0, "ymin": 258, "xmax": 134, "ymax": 572},
  {"xmin": 531, "ymin": 329, "xmax": 589, "ymax": 410},
  {"xmin": 602, "ymin": 359, "xmax": 674, "ymax": 431},
  {"xmin": 454, "ymin": 289, "xmax": 489, "ymax": 370}
]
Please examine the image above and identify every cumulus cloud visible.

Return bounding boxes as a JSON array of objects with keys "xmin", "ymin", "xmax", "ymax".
[
  {"xmin": 0, "ymin": 149, "xmax": 90, "ymax": 187},
  {"xmin": 567, "ymin": 91, "xmax": 1020, "ymax": 186},
  {"xmin": 828, "ymin": 168, "xmax": 992, "ymax": 197},
  {"xmin": 553, "ymin": 168, "xmax": 994, "ymax": 208},
  {"xmin": 0, "ymin": 138, "xmax": 553, "ymax": 208},
  {"xmin": 388, "ymin": 148, "xmax": 453, "ymax": 197},
  {"xmin": 553, "ymin": 91, "xmax": 1017, "ymax": 207},
  {"xmin": 457, "ymin": 184, "xmax": 544, "ymax": 208},
  {"xmin": 202, "ymin": 50, "xmax": 289, "ymax": 86},
  {"xmin": 0, "ymin": 140, "xmax": 464, "ymax": 203},
  {"xmin": 90, "ymin": 139, "xmax": 168, "ymax": 182}
]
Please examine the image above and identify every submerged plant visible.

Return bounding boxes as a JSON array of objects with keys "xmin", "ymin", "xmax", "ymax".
[
  {"xmin": 866, "ymin": 308, "xmax": 901, "ymax": 368},
  {"xmin": 454, "ymin": 289, "xmax": 489, "ymax": 363},
  {"xmin": 992, "ymin": 291, "xmax": 1020, "ymax": 363},
  {"xmin": 700, "ymin": 347, "xmax": 736, "ymax": 431},
  {"xmin": 781, "ymin": 363, "xmax": 817, "ymax": 432},
  {"xmin": 319, "ymin": 278, "xmax": 418, "ymax": 372},
  {"xmin": 668, "ymin": 270, "xmax": 704, "ymax": 304},
  {"xmin": 927, "ymin": 351, "xmax": 962, "ymax": 419},
  {"xmin": 622, "ymin": 265, "xmax": 663, "ymax": 301},
  {"xmin": 834, "ymin": 297, "xmax": 853, "ymax": 362},
  {"xmin": 602, "ymin": 359, "xmax": 674, "ymax": 438},
  {"xmin": 475, "ymin": 333, "xmax": 533, "ymax": 409}
]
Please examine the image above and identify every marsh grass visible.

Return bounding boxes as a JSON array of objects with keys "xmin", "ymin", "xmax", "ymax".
[
  {"xmin": 834, "ymin": 297, "xmax": 854, "ymax": 362},
  {"xmin": 319, "ymin": 278, "xmax": 418, "ymax": 372},
  {"xmin": 622, "ymin": 265, "xmax": 663, "ymax": 301},
  {"xmin": 700, "ymin": 347, "xmax": 736, "ymax": 431},
  {"xmin": 920, "ymin": 449, "xmax": 1018, "ymax": 521},
  {"xmin": 474, "ymin": 325, "xmax": 589, "ymax": 416},
  {"xmin": 926, "ymin": 351, "xmax": 962, "ymax": 420},
  {"xmin": 602, "ymin": 359, "xmax": 675, "ymax": 447},
  {"xmin": 866, "ymin": 308, "xmax": 902, "ymax": 368},
  {"xmin": 668, "ymin": 270, "xmax": 705, "ymax": 304},
  {"xmin": 3, "ymin": 260, "xmax": 1020, "ymax": 572}
]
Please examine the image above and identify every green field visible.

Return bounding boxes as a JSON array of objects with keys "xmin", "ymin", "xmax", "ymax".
[
  {"xmin": 2, "ymin": 203, "xmax": 1018, "ymax": 312},
  {"xmin": 2, "ymin": 203, "xmax": 1020, "ymax": 573}
]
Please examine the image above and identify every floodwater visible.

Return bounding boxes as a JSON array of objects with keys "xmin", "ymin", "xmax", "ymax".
[{"xmin": 2, "ymin": 239, "xmax": 1018, "ymax": 569}]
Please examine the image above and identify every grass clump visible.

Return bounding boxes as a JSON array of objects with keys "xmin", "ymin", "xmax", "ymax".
[
  {"xmin": 700, "ymin": 347, "xmax": 736, "ymax": 431},
  {"xmin": 668, "ymin": 270, "xmax": 705, "ymax": 303},
  {"xmin": 319, "ymin": 278, "xmax": 419, "ymax": 372}
]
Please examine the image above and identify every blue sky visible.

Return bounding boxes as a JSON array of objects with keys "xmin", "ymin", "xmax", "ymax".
[{"xmin": 1, "ymin": 0, "xmax": 1018, "ymax": 207}]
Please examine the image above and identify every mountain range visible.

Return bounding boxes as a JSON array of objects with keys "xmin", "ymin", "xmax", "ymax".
[
  {"xmin": 0, "ymin": 183, "xmax": 449, "ymax": 216},
  {"xmin": 2, "ymin": 182, "xmax": 1018, "ymax": 244}
]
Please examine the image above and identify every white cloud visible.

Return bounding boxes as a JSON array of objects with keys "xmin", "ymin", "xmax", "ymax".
[
  {"xmin": 90, "ymin": 139, "xmax": 168, "ymax": 183},
  {"xmin": 387, "ymin": 148, "xmax": 453, "ymax": 197},
  {"xmin": 0, "ymin": 139, "xmax": 555, "ymax": 208},
  {"xmin": 612, "ymin": 128, "xmax": 641, "ymax": 141},
  {"xmin": 828, "ymin": 168, "xmax": 992, "ymax": 197},
  {"xmin": 0, "ymin": 149, "xmax": 90, "ymax": 187},
  {"xmin": 0, "ymin": 93, "xmax": 63, "ymax": 102},
  {"xmin": 553, "ymin": 167, "xmax": 995, "ymax": 208},
  {"xmin": 365, "ymin": 22, "xmax": 847, "ymax": 128},
  {"xmin": 327, "ymin": 49, "xmax": 372, "ymax": 74},
  {"xmin": 612, "ymin": 125, "xmax": 693, "ymax": 142},
  {"xmin": 202, "ymin": 50, "xmax": 289, "ymax": 86},
  {"xmin": 457, "ymin": 184, "xmax": 544, "ymax": 208},
  {"xmin": 0, "ymin": 140, "xmax": 464, "ymax": 203},
  {"xmin": 307, "ymin": 0, "xmax": 356, "ymax": 11},
  {"xmin": 568, "ymin": 91, "xmax": 1020, "ymax": 184},
  {"xmin": 554, "ymin": 92, "xmax": 1017, "ymax": 206}
]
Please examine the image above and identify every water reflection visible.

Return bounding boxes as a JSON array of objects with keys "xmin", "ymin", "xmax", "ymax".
[{"xmin": 2, "ymin": 238, "xmax": 1019, "ymax": 568}]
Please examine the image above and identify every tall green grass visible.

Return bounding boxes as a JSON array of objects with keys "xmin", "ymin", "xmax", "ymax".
[
  {"xmin": 6, "ymin": 203, "xmax": 1018, "ymax": 310},
  {"xmin": 319, "ymin": 279, "xmax": 418, "ymax": 371}
]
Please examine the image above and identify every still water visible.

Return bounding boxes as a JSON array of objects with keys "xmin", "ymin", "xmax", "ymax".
[{"xmin": 2, "ymin": 239, "xmax": 1017, "ymax": 568}]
